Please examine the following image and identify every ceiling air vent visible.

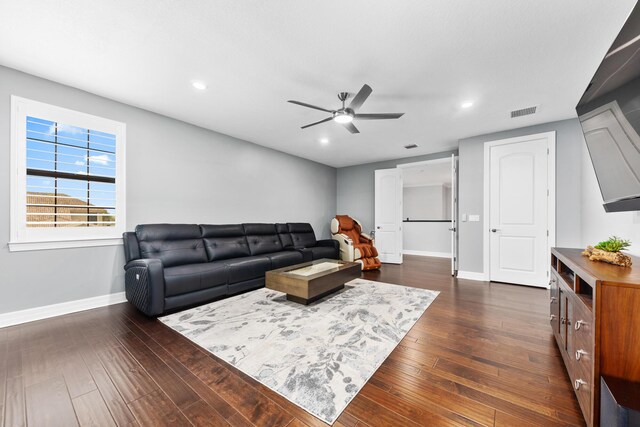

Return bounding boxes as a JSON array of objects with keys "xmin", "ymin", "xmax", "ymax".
[
  {"xmin": 404, "ymin": 144, "xmax": 419, "ymax": 149},
  {"xmin": 510, "ymin": 106, "xmax": 537, "ymax": 118}
]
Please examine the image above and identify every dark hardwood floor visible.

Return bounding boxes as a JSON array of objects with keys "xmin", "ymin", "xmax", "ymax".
[{"xmin": 0, "ymin": 256, "xmax": 585, "ymax": 426}]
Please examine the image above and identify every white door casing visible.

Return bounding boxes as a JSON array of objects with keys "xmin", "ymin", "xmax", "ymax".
[
  {"xmin": 484, "ymin": 132, "xmax": 556, "ymax": 288},
  {"xmin": 374, "ymin": 168, "xmax": 403, "ymax": 264},
  {"xmin": 451, "ymin": 154, "xmax": 458, "ymax": 276}
]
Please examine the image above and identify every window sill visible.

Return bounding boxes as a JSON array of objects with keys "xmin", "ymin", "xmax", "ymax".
[{"xmin": 8, "ymin": 237, "xmax": 123, "ymax": 252}]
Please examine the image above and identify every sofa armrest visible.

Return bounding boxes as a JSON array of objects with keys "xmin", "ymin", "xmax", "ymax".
[
  {"xmin": 124, "ymin": 258, "xmax": 165, "ymax": 316},
  {"xmin": 316, "ymin": 239, "xmax": 339, "ymax": 251}
]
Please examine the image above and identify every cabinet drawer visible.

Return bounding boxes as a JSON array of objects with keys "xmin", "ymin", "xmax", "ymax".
[
  {"xmin": 572, "ymin": 298, "xmax": 593, "ymax": 341},
  {"xmin": 570, "ymin": 362, "xmax": 593, "ymax": 425}
]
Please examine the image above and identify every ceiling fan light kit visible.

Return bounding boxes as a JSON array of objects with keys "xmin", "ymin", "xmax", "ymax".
[
  {"xmin": 288, "ymin": 84, "xmax": 404, "ymax": 134},
  {"xmin": 333, "ymin": 111, "xmax": 354, "ymax": 123}
]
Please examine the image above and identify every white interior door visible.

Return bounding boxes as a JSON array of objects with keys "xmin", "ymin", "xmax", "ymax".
[
  {"xmin": 488, "ymin": 135, "xmax": 551, "ymax": 287},
  {"xmin": 375, "ymin": 168, "xmax": 403, "ymax": 264},
  {"xmin": 450, "ymin": 154, "xmax": 458, "ymax": 276}
]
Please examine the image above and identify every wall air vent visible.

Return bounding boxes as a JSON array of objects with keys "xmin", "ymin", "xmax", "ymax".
[
  {"xmin": 510, "ymin": 106, "xmax": 537, "ymax": 118},
  {"xmin": 404, "ymin": 144, "xmax": 419, "ymax": 149}
]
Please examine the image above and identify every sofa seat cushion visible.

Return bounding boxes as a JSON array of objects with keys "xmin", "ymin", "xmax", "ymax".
[
  {"xmin": 226, "ymin": 255, "xmax": 272, "ymax": 283},
  {"xmin": 164, "ymin": 261, "xmax": 228, "ymax": 297},
  {"xmin": 297, "ymin": 246, "xmax": 337, "ymax": 261},
  {"xmin": 266, "ymin": 250, "xmax": 304, "ymax": 269}
]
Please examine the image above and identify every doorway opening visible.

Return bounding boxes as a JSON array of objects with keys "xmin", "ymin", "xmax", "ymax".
[
  {"xmin": 374, "ymin": 155, "xmax": 457, "ymax": 274},
  {"xmin": 401, "ymin": 160, "xmax": 453, "ymax": 260}
]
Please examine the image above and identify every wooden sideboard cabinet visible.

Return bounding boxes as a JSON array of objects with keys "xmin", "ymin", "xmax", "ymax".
[{"xmin": 550, "ymin": 248, "xmax": 640, "ymax": 427}]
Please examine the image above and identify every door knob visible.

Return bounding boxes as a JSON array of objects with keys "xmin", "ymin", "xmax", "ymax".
[
  {"xmin": 491, "ymin": 228, "xmax": 500, "ymax": 233},
  {"xmin": 376, "ymin": 226, "xmax": 380, "ymax": 229},
  {"xmin": 448, "ymin": 227, "xmax": 456, "ymax": 231}
]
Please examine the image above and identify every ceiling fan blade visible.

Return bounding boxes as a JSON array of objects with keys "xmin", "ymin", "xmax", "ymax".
[
  {"xmin": 342, "ymin": 122, "xmax": 360, "ymax": 134},
  {"xmin": 348, "ymin": 84, "xmax": 373, "ymax": 111},
  {"xmin": 301, "ymin": 116, "xmax": 333, "ymax": 129},
  {"xmin": 288, "ymin": 100, "xmax": 333, "ymax": 113},
  {"xmin": 355, "ymin": 113, "xmax": 404, "ymax": 120}
]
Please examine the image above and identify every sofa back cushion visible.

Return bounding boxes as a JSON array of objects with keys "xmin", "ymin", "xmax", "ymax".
[
  {"xmin": 136, "ymin": 224, "xmax": 207, "ymax": 268},
  {"xmin": 276, "ymin": 223, "xmax": 294, "ymax": 248},
  {"xmin": 201, "ymin": 224, "xmax": 251, "ymax": 261},
  {"xmin": 287, "ymin": 223, "xmax": 317, "ymax": 248},
  {"xmin": 243, "ymin": 223, "xmax": 283, "ymax": 255}
]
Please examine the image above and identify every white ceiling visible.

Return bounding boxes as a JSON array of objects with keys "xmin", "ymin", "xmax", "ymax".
[
  {"xmin": 403, "ymin": 162, "xmax": 452, "ymax": 188},
  {"xmin": 0, "ymin": 1, "xmax": 636, "ymax": 167}
]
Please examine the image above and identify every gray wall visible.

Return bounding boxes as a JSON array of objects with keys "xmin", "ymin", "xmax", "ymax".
[
  {"xmin": 403, "ymin": 222, "xmax": 450, "ymax": 255},
  {"xmin": 580, "ymin": 134, "xmax": 640, "ymax": 256},
  {"xmin": 457, "ymin": 118, "xmax": 584, "ymax": 273},
  {"xmin": 0, "ymin": 66, "xmax": 336, "ymax": 314},
  {"xmin": 336, "ymin": 150, "xmax": 457, "ymax": 233},
  {"xmin": 403, "ymin": 185, "xmax": 447, "ymax": 220}
]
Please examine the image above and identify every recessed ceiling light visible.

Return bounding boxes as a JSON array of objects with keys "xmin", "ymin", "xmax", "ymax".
[
  {"xmin": 461, "ymin": 101, "xmax": 474, "ymax": 109},
  {"xmin": 320, "ymin": 138, "xmax": 329, "ymax": 145},
  {"xmin": 192, "ymin": 81, "xmax": 207, "ymax": 90}
]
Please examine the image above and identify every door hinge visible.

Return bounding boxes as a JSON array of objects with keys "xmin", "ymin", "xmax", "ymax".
[
  {"xmin": 547, "ymin": 230, "xmax": 549, "ymax": 236},
  {"xmin": 547, "ymin": 189, "xmax": 549, "ymax": 196},
  {"xmin": 547, "ymin": 148, "xmax": 550, "ymax": 155}
]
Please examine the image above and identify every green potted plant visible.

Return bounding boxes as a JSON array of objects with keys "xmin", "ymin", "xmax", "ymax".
[{"xmin": 582, "ymin": 236, "xmax": 632, "ymax": 267}]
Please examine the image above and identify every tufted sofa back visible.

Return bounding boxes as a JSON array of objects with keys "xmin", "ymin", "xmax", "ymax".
[
  {"xmin": 200, "ymin": 224, "xmax": 251, "ymax": 261},
  {"xmin": 135, "ymin": 224, "xmax": 207, "ymax": 268},
  {"xmin": 124, "ymin": 222, "xmax": 320, "ymax": 266},
  {"xmin": 242, "ymin": 223, "xmax": 284, "ymax": 255},
  {"xmin": 288, "ymin": 222, "xmax": 318, "ymax": 248}
]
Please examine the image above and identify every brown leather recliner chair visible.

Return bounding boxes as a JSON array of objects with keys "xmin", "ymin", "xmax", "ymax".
[{"xmin": 330, "ymin": 215, "xmax": 381, "ymax": 270}]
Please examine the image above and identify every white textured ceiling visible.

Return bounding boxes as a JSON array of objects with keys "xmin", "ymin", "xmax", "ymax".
[{"xmin": 0, "ymin": 1, "xmax": 636, "ymax": 167}]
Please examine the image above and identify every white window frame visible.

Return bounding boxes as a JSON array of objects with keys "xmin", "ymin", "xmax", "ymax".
[{"xmin": 9, "ymin": 96, "xmax": 126, "ymax": 252}]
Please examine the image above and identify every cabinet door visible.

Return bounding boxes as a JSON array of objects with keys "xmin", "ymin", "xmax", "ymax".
[
  {"xmin": 550, "ymin": 274, "xmax": 560, "ymax": 334},
  {"xmin": 566, "ymin": 296, "xmax": 574, "ymax": 359},
  {"xmin": 559, "ymin": 288, "xmax": 567, "ymax": 350}
]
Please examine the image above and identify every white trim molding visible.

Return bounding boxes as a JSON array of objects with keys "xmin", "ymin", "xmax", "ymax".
[
  {"xmin": 456, "ymin": 270, "xmax": 489, "ymax": 281},
  {"xmin": 10, "ymin": 96, "xmax": 126, "ymax": 251},
  {"xmin": 0, "ymin": 292, "xmax": 127, "ymax": 329},
  {"xmin": 403, "ymin": 250, "xmax": 451, "ymax": 258},
  {"xmin": 8, "ymin": 237, "xmax": 123, "ymax": 252}
]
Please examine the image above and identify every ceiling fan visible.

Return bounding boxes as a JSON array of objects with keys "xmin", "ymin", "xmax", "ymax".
[{"xmin": 287, "ymin": 84, "xmax": 404, "ymax": 134}]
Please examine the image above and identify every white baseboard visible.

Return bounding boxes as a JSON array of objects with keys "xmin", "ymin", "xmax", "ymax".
[
  {"xmin": 456, "ymin": 270, "xmax": 489, "ymax": 281},
  {"xmin": 403, "ymin": 250, "xmax": 451, "ymax": 258},
  {"xmin": 0, "ymin": 291, "xmax": 127, "ymax": 329}
]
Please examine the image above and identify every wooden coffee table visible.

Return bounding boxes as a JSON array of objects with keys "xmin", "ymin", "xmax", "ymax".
[{"xmin": 265, "ymin": 259, "xmax": 361, "ymax": 304}]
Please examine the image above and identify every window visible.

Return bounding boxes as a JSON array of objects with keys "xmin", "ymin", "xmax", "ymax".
[{"xmin": 10, "ymin": 96, "xmax": 126, "ymax": 251}]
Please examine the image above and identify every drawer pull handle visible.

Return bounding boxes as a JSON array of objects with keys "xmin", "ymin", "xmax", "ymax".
[
  {"xmin": 575, "ymin": 320, "xmax": 586, "ymax": 331},
  {"xmin": 550, "ymin": 314, "xmax": 556, "ymax": 321},
  {"xmin": 575, "ymin": 349, "xmax": 588, "ymax": 361},
  {"xmin": 550, "ymin": 297, "xmax": 557, "ymax": 302},
  {"xmin": 574, "ymin": 379, "xmax": 587, "ymax": 390},
  {"xmin": 561, "ymin": 317, "xmax": 565, "ymax": 325}
]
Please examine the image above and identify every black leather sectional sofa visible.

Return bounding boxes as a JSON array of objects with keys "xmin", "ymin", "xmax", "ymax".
[{"xmin": 122, "ymin": 222, "xmax": 339, "ymax": 316}]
